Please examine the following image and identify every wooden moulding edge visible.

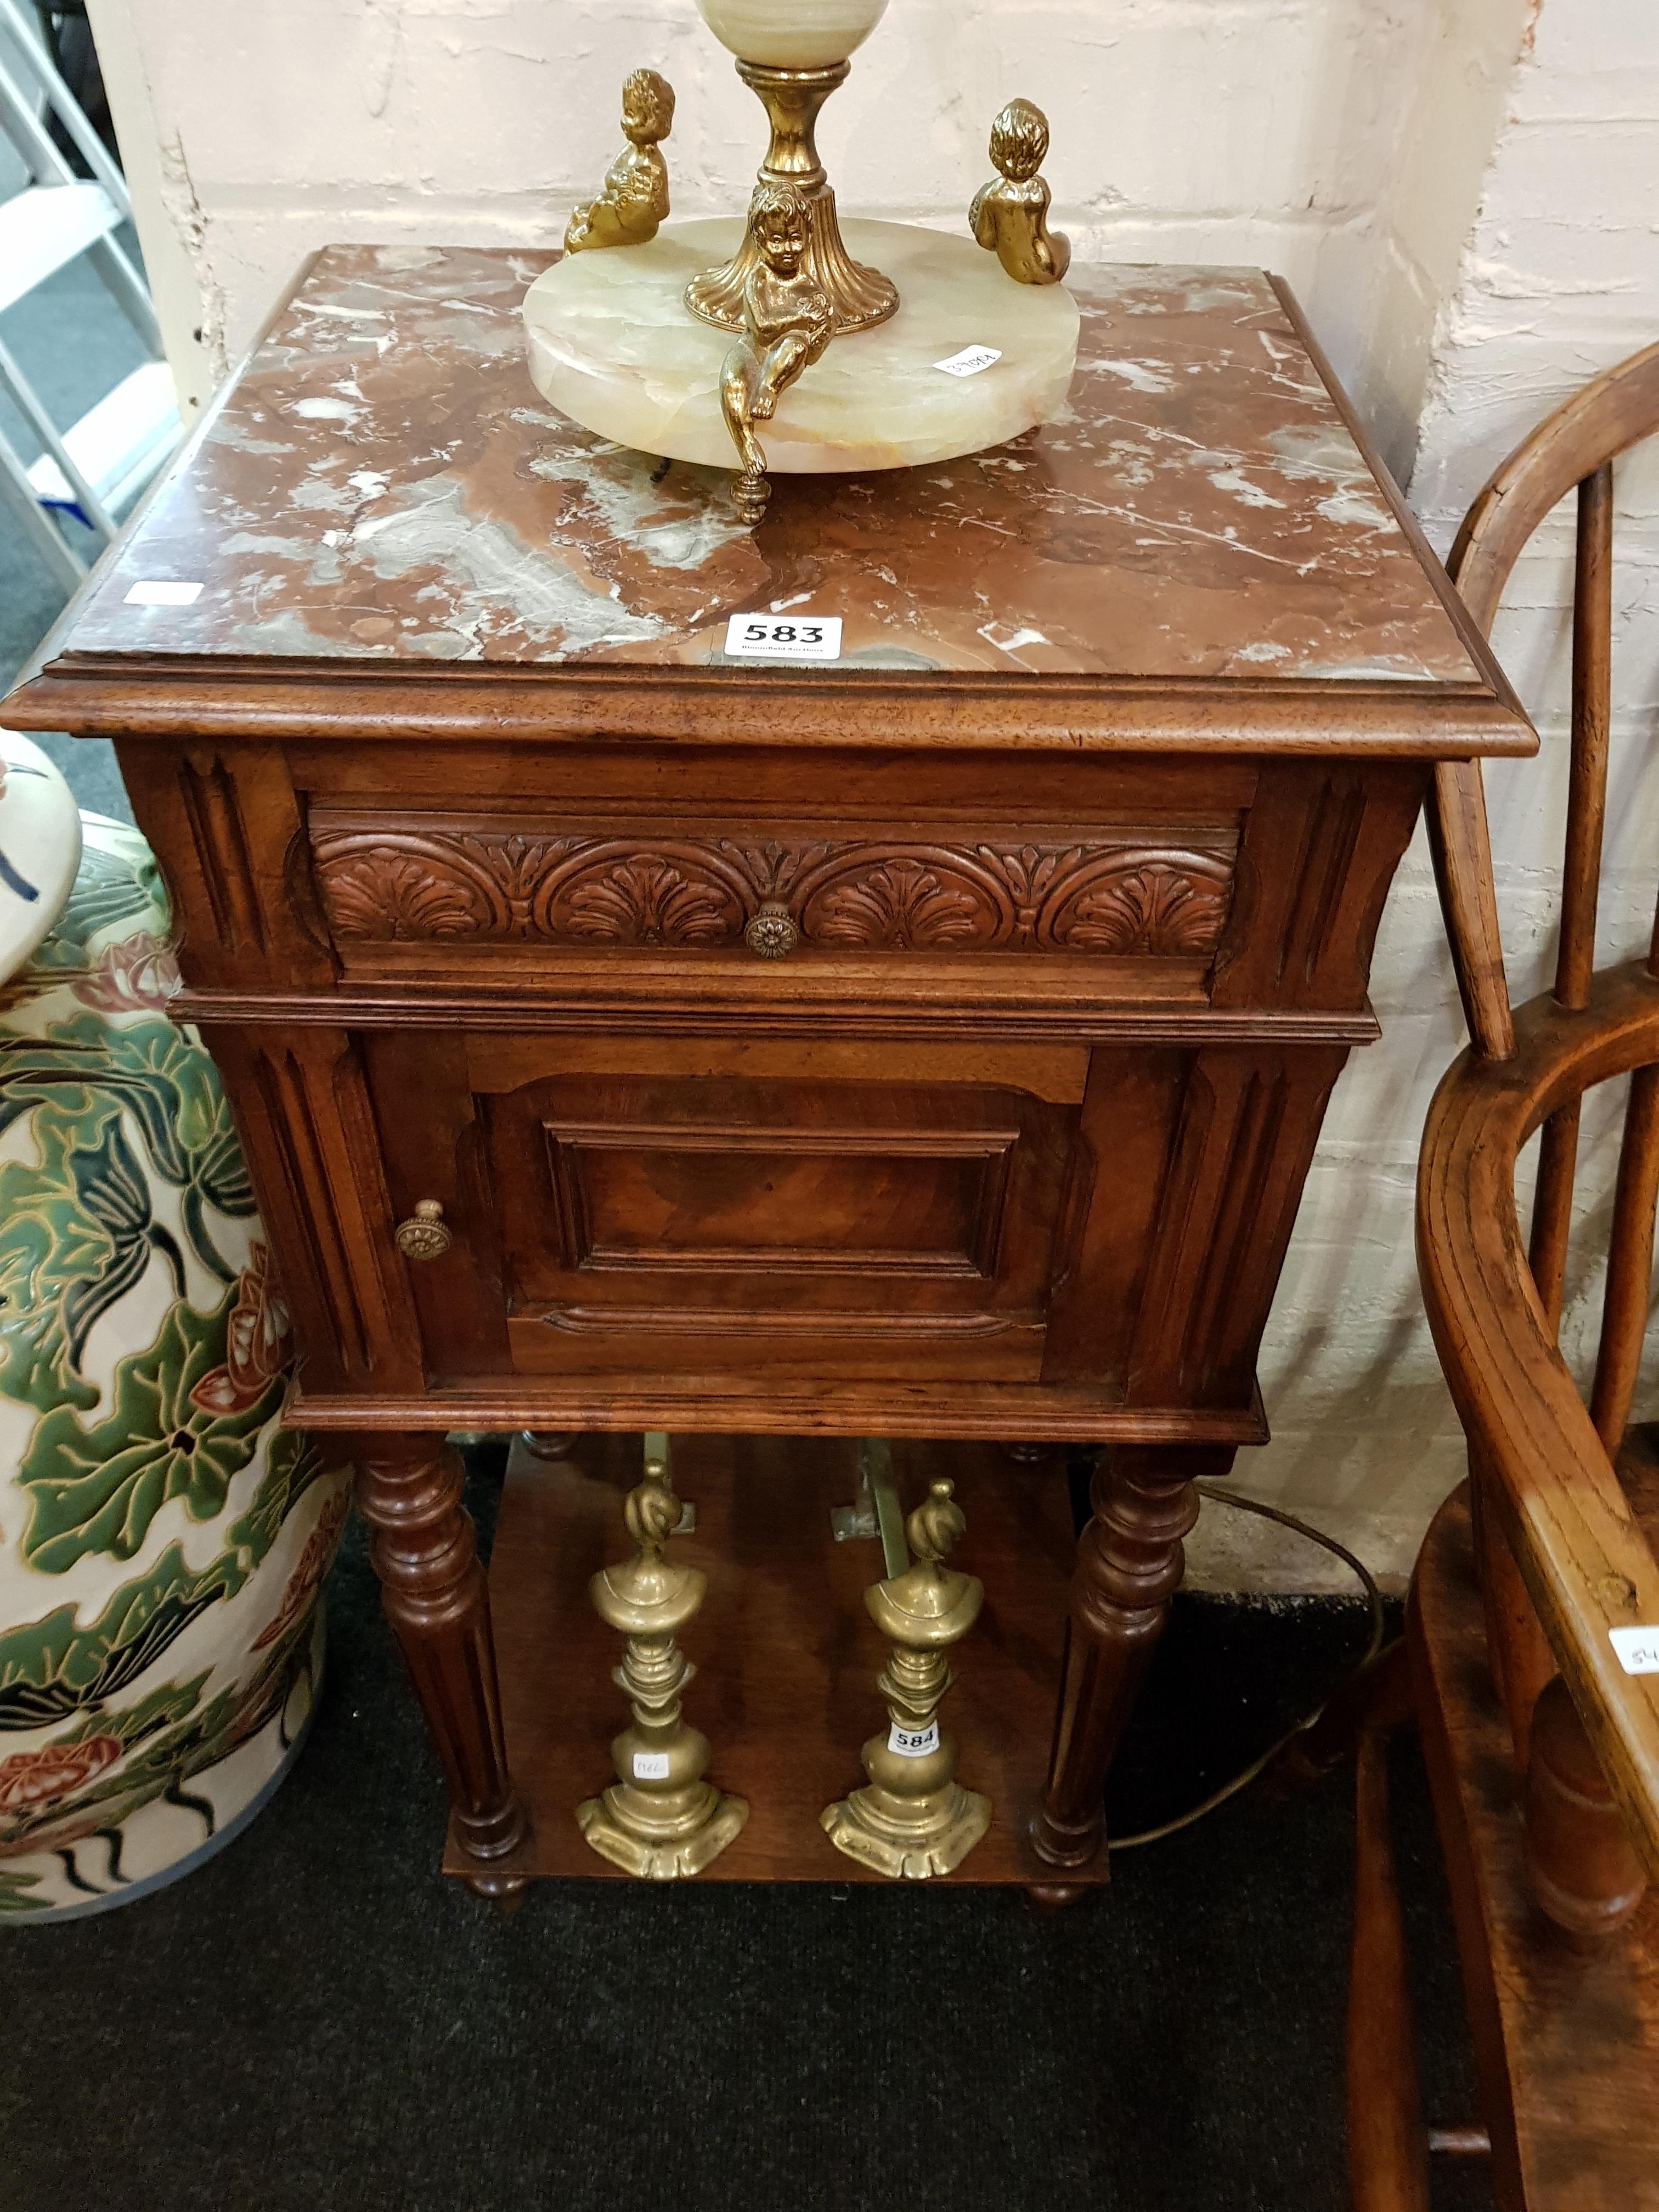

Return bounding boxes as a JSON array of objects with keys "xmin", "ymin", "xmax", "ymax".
[
  {"xmin": 172, "ymin": 988, "xmax": 1383, "ymax": 1047},
  {"xmin": 2, "ymin": 659, "xmax": 1538, "ymax": 759},
  {"xmin": 283, "ymin": 1384, "xmax": 1271, "ymax": 1446}
]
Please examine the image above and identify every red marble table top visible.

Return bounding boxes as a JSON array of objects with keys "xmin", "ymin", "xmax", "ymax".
[{"xmin": 61, "ymin": 242, "xmax": 1484, "ymax": 689}]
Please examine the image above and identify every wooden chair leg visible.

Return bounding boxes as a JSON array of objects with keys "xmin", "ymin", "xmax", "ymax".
[
  {"xmin": 1523, "ymin": 1674, "xmax": 1649, "ymax": 1941},
  {"xmin": 1274, "ymin": 1637, "xmax": 1414, "ymax": 1785},
  {"xmin": 1347, "ymin": 1656, "xmax": 1430, "ymax": 2212}
]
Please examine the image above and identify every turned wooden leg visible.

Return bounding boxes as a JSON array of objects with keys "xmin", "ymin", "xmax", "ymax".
[
  {"xmin": 356, "ymin": 1433, "xmax": 529, "ymax": 1892},
  {"xmin": 1034, "ymin": 1442, "xmax": 1229, "ymax": 1868},
  {"xmin": 520, "ymin": 1430, "xmax": 579, "ymax": 1460},
  {"xmin": 1025, "ymin": 1883, "xmax": 1087, "ymax": 1911},
  {"xmin": 1345, "ymin": 1644, "xmax": 1430, "ymax": 2212},
  {"xmin": 1523, "ymin": 1674, "xmax": 1647, "ymax": 1940}
]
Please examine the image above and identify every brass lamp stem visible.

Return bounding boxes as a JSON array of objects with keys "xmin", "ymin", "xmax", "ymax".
[
  {"xmin": 747, "ymin": 55, "xmax": 840, "ymax": 189},
  {"xmin": 685, "ymin": 59, "xmax": 898, "ymax": 337}
]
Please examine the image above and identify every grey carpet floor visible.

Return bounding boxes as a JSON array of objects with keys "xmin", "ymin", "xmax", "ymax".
[{"xmin": 0, "ymin": 1447, "xmax": 1493, "ymax": 2212}]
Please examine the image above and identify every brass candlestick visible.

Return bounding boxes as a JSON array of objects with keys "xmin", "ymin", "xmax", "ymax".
[
  {"xmin": 822, "ymin": 1471, "xmax": 990, "ymax": 1880},
  {"xmin": 577, "ymin": 1434, "xmax": 748, "ymax": 1880},
  {"xmin": 685, "ymin": 59, "xmax": 898, "ymax": 337}
]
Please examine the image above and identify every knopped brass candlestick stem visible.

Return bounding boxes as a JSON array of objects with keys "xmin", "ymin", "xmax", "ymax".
[
  {"xmin": 822, "ymin": 1470, "xmax": 990, "ymax": 1880},
  {"xmin": 685, "ymin": 58, "xmax": 897, "ymax": 337},
  {"xmin": 577, "ymin": 1434, "xmax": 748, "ymax": 1879}
]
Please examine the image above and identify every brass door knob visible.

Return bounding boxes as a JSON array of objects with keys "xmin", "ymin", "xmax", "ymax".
[
  {"xmin": 394, "ymin": 1199, "xmax": 452, "ymax": 1261},
  {"xmin": 744, "ymin": 903, "xmax": 799, "ymax": 961}
]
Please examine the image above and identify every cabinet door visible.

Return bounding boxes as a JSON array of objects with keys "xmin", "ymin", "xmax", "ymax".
[{"xmin": 365, "ymin": 1032, "xmax": 1094, "ymax": 1386}]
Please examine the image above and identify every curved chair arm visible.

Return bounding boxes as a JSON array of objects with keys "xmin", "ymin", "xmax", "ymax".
[
  {"xmin": 1431, "ymin": 341, "xmax": 1659, "ymax": 1065},
  {"xmin": 1449, "ymin": 342, "xmax": 1659, "ymax": 636},
  {"xmin": 1417, "ymin": 960, "xmax": 1659, "ymax": 1874}
]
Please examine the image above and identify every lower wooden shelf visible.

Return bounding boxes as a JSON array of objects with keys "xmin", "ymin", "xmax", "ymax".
[{"xmin": 445, "ymin": 1431, "xmax": 1103, "ymax": 1887}]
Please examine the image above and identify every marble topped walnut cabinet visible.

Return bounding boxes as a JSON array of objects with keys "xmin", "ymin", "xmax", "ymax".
[{"xmin": 4, "ymin": 243, "xmax": 1533, "ymax": 1896}]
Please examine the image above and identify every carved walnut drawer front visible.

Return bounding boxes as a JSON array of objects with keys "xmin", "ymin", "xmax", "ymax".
[{"xmin": 307, "ymin": 808, "xmax": 1242, "ymax": 975}]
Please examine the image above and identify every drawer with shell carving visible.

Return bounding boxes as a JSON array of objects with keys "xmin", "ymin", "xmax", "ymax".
[{"xmin": 305, "ymin": 809, "xmax": 1242, "ymax": 977}]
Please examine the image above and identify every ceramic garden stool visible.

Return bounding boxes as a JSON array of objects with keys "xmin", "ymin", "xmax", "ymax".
[{"xmin": 0, "ymin": 731, "xmax": 349, "ymax": 1921}]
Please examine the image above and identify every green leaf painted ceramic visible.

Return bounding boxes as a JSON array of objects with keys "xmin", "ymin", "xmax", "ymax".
[
  {"xmin": 0, "ymin": 1103, "xmax": 115, "ymax": 1412},
  {"xmin": 21, "ymin": 1284, "xmax": 283, "ymax": 1571},
  {"xmin": 0, "ymin": 811, "xmax": 349, "ymax": 1921}
]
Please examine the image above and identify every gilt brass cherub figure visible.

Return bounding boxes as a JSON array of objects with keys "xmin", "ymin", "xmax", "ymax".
[
  {"xmin": 564, "ymin": 68, "xmax": 676, "ymax": 255},
  {"xmin": 969, "ymin": 97, "xmax": 1071, "ymax": 287},
  {"xmin": 720, "ymin": 182, "xmax": 834, "ymax": 526}
]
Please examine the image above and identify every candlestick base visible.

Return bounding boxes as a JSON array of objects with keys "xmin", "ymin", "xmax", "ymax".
[
  {"xmin": 577, "ymin": 1776, "xmax": 749, "ymax": 1880},
  {"xmin": 822, "ymin": 1759, "xmax": 991, "ymax": 1880}
]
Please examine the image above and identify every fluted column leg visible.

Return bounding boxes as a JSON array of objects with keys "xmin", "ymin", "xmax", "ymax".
[
  {"xmin": 1034, "ymin": 1442, "xmax": 1231, "ymax": 1869},
  {"xmin": 356, "ymin": 1433, "xmax": 529, "ymax": 1893}
]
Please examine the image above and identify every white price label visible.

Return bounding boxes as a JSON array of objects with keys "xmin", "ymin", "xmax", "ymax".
[
  {"xmin": 1610, "ymin": 1626, "xmax": 1659, "ymax": 1675},
  {"xmin": 125, "ymin": 580, "xmax": 204, "ymax": 607},
  {"xmin": 724, "ymin": 612, "xmax": 842, "ymax": 663},
  {"xmin": 632, "ymin": 1751, "xmax": 672, "ymax": 1781},
  {"xmin": 888, "ymin": 1720, "xmax": 940, "ymax": 1760},
  {"xmin": 934, "ymin": 345, "xmax": 1002, "ymax": 379}
]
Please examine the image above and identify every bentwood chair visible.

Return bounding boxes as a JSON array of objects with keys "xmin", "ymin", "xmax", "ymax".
[{"xmin": 1346, "ymin": 342, "xmax": 1659, "ymax": 2211}]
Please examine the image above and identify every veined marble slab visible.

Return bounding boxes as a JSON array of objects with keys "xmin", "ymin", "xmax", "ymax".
[{"xmin": 58, "ymin": 242, "xmax": 1484, "ymax": 685}]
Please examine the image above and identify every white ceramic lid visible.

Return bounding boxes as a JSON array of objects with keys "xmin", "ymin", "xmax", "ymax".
[{"xmin": 0, "ymin": 730, "xmax": 82, "ymax": 987}]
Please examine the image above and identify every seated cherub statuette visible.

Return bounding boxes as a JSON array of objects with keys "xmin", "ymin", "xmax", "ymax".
[
  {"xmin": 969, "ymin": 97, "xmax": 1071, "ymax": 287},
  {"xmin": 564, "ymin": 69, "xmax": 675, "ymax": 255},
  {"xmin": 719, "ymin": 183, "xmax": 834, "ymax": 527}
]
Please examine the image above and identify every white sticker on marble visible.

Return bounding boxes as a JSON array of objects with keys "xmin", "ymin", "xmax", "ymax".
[
  {"xmin": 124, "ymin": 580, "xmax": 205, "ymax": 606},
  {"xmin": 725, "ymin": 613, "xmax": 843, "ymax": 662}
]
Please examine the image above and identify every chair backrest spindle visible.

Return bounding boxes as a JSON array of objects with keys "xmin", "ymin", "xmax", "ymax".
[
  {"xmin": 1557, "ymin": 461, "xmax": 1615, "ymax": 1012},
  {"xmin": 1528, "ymin": 1105, "xmax": 1582, "ymax": 1336},
  {"xmin": 1590, "ymin": 1064, "xmax": 1659, "ymax": 1453}
]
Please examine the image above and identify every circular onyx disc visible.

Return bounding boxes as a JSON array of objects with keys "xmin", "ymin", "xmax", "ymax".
[{"xmin": 524, "ymin": 217, "xmax": 1079, "ymax": 477}]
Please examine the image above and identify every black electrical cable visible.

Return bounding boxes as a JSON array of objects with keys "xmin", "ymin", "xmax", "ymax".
[{"xmin": 1109, "ymin": 1481, "xmax": 1386, "ymax": 1849}]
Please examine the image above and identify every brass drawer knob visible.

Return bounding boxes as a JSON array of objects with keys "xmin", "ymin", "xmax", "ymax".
[
  {"xmin": 744, "ymin": 902, "xmax": 799, "ymax": 961},
  {"xmin": 395, "ymin": 1199, "xmax": 453, "ymax": 1261}
]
